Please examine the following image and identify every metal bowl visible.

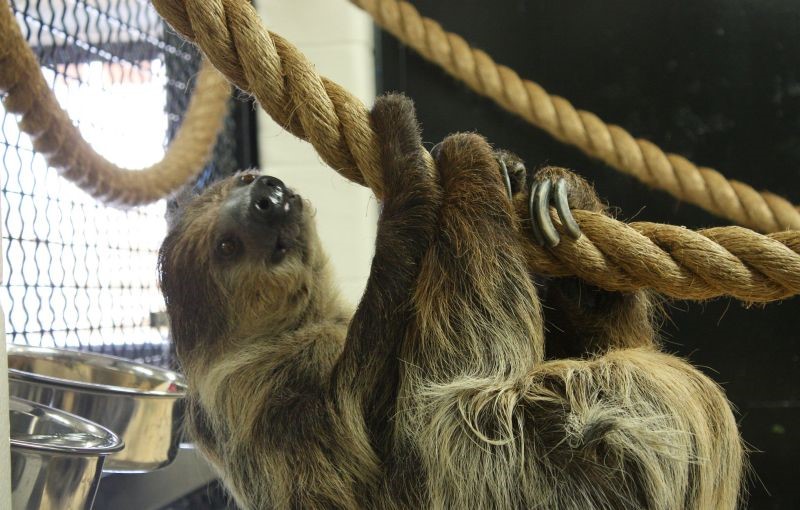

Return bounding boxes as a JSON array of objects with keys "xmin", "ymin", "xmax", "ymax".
[
  {"xmin": 7, "ymin": 345, "xmax": 187, "ymax": 473},
  {"xmin": 10, "ymin": 397, "xmax": 123, "ymax": 510}
]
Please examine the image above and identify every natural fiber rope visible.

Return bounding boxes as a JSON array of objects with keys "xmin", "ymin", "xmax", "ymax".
[
  {"xmin": 150, "ymin": 0, "xmax": 800, "ymax": 302},
  {"xmin": 517, "ymin": 205, "xmax": 800, "ymax": 303},
  {"xmin": 350, "ymin": 0, "xmax": 800, "ymax": 234},
  {"xmin": 0, "ymin": 0, "xmax": 231, "ymax": 207}
]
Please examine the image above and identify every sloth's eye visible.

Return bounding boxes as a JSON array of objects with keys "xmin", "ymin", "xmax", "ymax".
[
  {"xmin": 239, "ymin": 173, "xmax": 257, "ymax": 185},
  {"xmin": 217, "ymin": 238, "xmax": 240, "ymax": 258}
]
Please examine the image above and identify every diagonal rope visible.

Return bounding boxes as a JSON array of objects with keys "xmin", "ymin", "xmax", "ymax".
[
  {"xmin": 0, "ymin": 0, "xmax": 231, "ymax": 207},
  {"xmin": 149, "ymin": 0, "xmax": 800, "ymax": 302},
  {"xmin": 350, "ymin": 0, "xmax": 800, "ymax": 234}
]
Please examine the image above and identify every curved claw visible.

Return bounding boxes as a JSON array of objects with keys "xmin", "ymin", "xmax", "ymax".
[
  {"xmin": 554, "ymin": 178, "xmax": 582, "ymax": 240},
  {"xmin": 528, "ymin": 181, "xmax": 546, "ymax": 246},
  {"xmin": 429, "ymin": 142, "xmax": 443, "ymax": 160},
  {"xmin": 534, "ymin": 179, "xmax": 560, "ymax": 247},
  {"xmin": 499, "ymin": 159, "xmax": 513, "ymax": 201}
]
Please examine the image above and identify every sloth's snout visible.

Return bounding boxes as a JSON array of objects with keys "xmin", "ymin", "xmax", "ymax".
[{"xmin": 249, "ymin": 175, "xmax": 299, "ymax": 223}]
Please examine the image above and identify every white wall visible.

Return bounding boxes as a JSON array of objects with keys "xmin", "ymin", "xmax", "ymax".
[{"xmin": 255, "ymin": 0, "xmax": 377, "ymax": 307}]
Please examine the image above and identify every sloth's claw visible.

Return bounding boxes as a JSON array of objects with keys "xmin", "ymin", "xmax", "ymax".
[
  {"xmin": 529, "ymin": 177, "xmax": 583, "ymax": 247},
  {"xmin": 554, "ymin": 179, "xmax": 582, "ymax": 240},
  {"xmin": 528, "ymin": 181, "xmax": 547, "ymax": 246},
  {"xmin": 498, "ymin": 158, "xmax": 514, "ymax": 201},
  {"xmin": 534, "ymin": 179, "xmax": 560, "ymax": 247}
]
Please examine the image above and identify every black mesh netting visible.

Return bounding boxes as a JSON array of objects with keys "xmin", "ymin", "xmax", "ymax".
[{"xmin": 1, "ymin": 0, "xmax": 248, "ymax": 366}]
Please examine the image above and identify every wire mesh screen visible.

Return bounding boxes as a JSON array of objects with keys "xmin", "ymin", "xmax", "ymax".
[{"xmin": 1, "ymin": 0, "xmax": 243, "ymax": 366}]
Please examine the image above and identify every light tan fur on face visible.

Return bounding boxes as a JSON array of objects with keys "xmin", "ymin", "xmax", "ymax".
[{"xmin": 159, "ymin": 96, "xmax": 744, "ymax": 509}]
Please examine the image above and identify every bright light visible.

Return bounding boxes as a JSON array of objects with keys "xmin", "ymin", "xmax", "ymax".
[{"xmin": 2, "ymin": 58, "xmax": 172, "ymax": 350}]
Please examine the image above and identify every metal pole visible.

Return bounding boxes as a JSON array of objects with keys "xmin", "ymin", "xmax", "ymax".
[{"xmin": 1, "ymin": 194, "xmax": 11, "ymax": 510}]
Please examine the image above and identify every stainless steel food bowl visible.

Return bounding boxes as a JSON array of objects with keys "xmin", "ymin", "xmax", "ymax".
[
  {"xmin": 10, "ymin": 397, "xmax": 123, "ymax": 510},
  {"xmin": 7, "ymin": 345, "xmax": 187, "ymax": 473}
]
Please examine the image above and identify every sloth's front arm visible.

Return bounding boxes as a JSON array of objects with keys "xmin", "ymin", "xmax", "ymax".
[{"xmin": 330, "ymin": 94, "xmax": 441, "ymax": 471}]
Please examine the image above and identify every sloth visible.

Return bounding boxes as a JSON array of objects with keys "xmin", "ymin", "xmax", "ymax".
[{"xmin": 159, "ymin": 94, "xmax": 744, "ymax": 509}]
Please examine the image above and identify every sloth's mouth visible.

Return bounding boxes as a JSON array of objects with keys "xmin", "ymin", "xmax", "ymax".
[
  {"xmin": 245, "ymin": 193, "xmax": 303, "ymax": 265},
  {"xmin": 269, "ymin": 219, "xmax": 306, "ymax": 265},
  {"xmin": 271, "ymin": 235, "xmax": 292, "ymax": 264}
]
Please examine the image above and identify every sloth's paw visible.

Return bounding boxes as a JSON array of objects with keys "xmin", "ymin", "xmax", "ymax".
[
  {"xmin": 494, "ymin": 150, "xmax": 528, "ymax": 199},
  {"xmin": 528, "ymin": 168, "xmax": 585, "ymax": 247},
  {"xmin": 370, "ymin": 93, "xmax": 434, "ymax": 199}
]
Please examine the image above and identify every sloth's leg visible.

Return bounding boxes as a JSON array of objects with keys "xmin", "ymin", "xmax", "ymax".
[
  {"xmin": 505, "ymin": 160, "xmax": 658, "ymax": 358},
  {"xmin": 408, "ymin": 134, "xmax": 545, "ymax": 379},
  {"xmin": 516, "ymin": 348, "xmax": 744, "ymax": 510},
  {"xmin": 331, "ymin": 94, "xmax": 441, "ymax": 455}
]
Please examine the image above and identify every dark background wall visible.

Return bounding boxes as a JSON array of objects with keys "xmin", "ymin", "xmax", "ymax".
[{"xmin": 377, "ymin": 1, "xmax": 799, "ymax": 507}]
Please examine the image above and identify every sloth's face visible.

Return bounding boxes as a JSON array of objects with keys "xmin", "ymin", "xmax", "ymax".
[
  {"xmin": 211, "ymin": 171, "xmax": 307, "ymax": 267},
  {"xmin": 159, "ymin": 170, "xmax": 325, "ymax": 352}
]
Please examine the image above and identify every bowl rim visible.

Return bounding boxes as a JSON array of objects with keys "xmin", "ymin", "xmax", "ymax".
[
  {"xmin": 10, "ymin": 397, "xmax": 125, "ymax": 456},
  {"xmin": 7, "ymin": 344, "xmax": 187, "ymax": 399}
]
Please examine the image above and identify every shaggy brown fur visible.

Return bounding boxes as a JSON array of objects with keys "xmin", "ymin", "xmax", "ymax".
[{"xmin": 159, "ymin": 94, "xmax": 744, "ymax": 509}]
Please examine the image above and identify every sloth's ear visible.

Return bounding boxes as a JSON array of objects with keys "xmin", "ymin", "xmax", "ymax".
[{"xmin": 166, "ymin": 184, "xmax": 200, "ymax": 232}]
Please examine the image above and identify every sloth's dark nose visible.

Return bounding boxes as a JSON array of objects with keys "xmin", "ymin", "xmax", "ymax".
[{"xmin": 249, "ymin": 175, "xmax": 292, "ymax": 222}]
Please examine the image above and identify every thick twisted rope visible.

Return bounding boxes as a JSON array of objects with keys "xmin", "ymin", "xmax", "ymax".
[
  {"xmin": 0, "ymin": 1, "xmax": 231, "ymax": 207},
  {"xmin": 150, "ymin": 0, "xmax": 800, "ymax": 302},
  {"xmin": 517, "ymin": 206, "xmax": 800, "ymax": 303},
  {"xmin": 151, "ymin": 0, "xmax": 385, "ymax": 195},
  {"xmin": 351, "ymin": 0, "xmax": 800, "ymax": 234}
]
